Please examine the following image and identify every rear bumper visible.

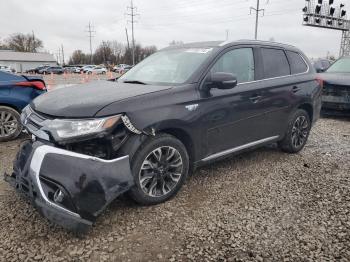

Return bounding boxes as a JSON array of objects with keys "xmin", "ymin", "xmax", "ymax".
[{"xmin": 4, "ymin": 141, "xmax": 134, "ymax": 232}]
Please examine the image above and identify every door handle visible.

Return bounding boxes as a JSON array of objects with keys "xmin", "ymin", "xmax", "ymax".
[
  {"xmin": 292, "ymin": 86, "xmax": 301, "ymax": 93},
  {"xmin": 249, "ymin": 95, "xmax": 262, "ymax": 103}
]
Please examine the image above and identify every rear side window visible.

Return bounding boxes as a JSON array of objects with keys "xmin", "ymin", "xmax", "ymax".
[
  {"xmin": 286, "ymin": 51, "xmax": 308, "ymax": 74},
  {"xmin": 261, "ymin": 48, "xmax": 290, "ymax": 79}
]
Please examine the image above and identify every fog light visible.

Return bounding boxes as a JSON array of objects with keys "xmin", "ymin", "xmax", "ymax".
[{"xmin": 53, "ymin": 189, "xmax": 64, "ymax": 203}]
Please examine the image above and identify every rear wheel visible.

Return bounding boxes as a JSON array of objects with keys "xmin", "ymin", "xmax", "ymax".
[
  {"xmin": 0, "ymin": 106, "xmax": 22, "ymax": 142},
  {"xmin": 278, "ymin": 109, "xmax": 311, "ymax": 153},
  {"xmin": 129, "ymin": 134, "xmax": 189, "ymax": 205}
]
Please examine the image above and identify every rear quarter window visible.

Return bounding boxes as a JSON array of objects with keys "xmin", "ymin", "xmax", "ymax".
[
  {"xmin": 261, "ymin": 48, "xmax": 290, "ymax": 79},
  {"xmin": 286, "ymin": 51, "xmax": 308, "ymax": 74}
]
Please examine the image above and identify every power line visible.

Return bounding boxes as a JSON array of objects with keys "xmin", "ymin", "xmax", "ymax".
[
  {"xmin": 126, "ymin": 0, "xmax": 139, "ymax": 65},
  {"xmin": 86, "ymin": 21, "xmax": 96, "ymax": 64}
]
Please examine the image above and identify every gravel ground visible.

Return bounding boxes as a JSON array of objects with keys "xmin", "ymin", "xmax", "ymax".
[{"xmin": 0, "ymin": 117, "xmax": 349, "ymax": 261}]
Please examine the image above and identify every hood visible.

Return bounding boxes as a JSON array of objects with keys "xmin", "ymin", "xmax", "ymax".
[
  {"xmin": 31, "ymin": 80, "xmax": 172, "ymax": 118},
  {"xmin": 320, "ymin": 72, "xmax": 350, "ymax": 86}
]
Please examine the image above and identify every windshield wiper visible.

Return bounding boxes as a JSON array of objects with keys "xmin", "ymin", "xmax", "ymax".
[{"xmin": 123, "ymin": 80, "xmax": 147, "ymax": 85}]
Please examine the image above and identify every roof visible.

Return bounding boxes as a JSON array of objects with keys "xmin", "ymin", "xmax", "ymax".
[
  {"xmin": 163, "ymin": 40, "xmax": 300, "ymax": 52},
  {"xmin": 0, "ymin": 51, "xmax": 56, "ymax": 62}
]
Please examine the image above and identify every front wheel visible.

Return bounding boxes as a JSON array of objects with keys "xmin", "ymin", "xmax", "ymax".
[
  {"xmin": 129, "ymin": 134, "xmax": 189, "ymax": 205},
  {"xmin": 0, "ymin": 106, "xmax": 22, "ymax": 142},
  {"xmin": 278, "ymin": 109, "xmax": 311, "ymax": 153}
]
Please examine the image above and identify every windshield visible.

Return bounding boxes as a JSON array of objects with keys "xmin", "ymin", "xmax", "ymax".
[
  {"xmin": 327, "ymin": 57, "xmax": 350, "ymax": 73},
  {"xmin": 119, "ymin": 47, "xmax": 215, "ymax": 85}
]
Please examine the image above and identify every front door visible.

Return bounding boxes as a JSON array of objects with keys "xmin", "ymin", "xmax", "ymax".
[{"xmin": 199, "ymin": 47, "xmax": 271, "ymax": 157}]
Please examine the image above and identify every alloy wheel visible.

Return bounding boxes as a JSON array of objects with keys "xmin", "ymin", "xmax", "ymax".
[
  {"xmin": 291, "ymin": 115, "xmax": 309, "ymax": 148},
  {"xmin": 0, "ymin": 110, "xmax": 18, "ymax": 138},
  {"xmin": 139, "ymin": 146, "xmax": 183, "ymax": 197}
]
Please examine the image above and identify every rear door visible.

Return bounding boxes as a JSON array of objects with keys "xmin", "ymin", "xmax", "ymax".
[{"xmin": 256, "ymin": 47, "xmax": 309, "ymax": 137}]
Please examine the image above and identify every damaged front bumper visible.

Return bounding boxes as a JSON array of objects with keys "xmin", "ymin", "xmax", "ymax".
[{"xmin": 4, "ymin": 141, "xmax": 134, "ymax": 232}]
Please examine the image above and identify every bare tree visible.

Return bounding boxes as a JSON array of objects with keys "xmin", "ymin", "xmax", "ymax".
[
  {"xmin": 5, "ymin": 33, "xmax": 43, "ymax": 52},
  {"xmin": 69, "ymin": 42, "xmax": 157, "ymax": 66},
  {"xmin": 93, "ymin": 41, "xmax": 116, "ymax": 65},
  {"xmin": 69, "ymin": 50, "xmax": 88, "ymax": 65}
]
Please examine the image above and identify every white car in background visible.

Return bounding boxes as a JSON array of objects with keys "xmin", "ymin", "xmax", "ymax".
[
  {"xmin": 81, "ymin": 65, "xmax": 96, "ymax": 73},
  {"xmin": 113, "ymin": 64, "xmax": 131, "ymax": 74},
  {"xmin": 85, "ymin": 66, "xmax": 107, "ymax": 75},
  {"xmin": 0, "ymin": 65, "xmax": 15, "ymax": 73}
]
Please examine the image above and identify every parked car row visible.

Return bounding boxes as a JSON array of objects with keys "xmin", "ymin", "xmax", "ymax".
[
  {"xmin": 25, "ymin": 64, "xmax": 133, "ymax": 75},
  {"xmin": 26, "ymin": 65, "xmax": 64, "ymax": 75},
  {"xmin": 0, "ymin": 65, "xmax": 16, "ymax": 74}
]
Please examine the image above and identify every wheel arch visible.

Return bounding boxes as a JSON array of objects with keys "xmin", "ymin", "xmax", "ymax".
[
  {"xmin": 159, "ymin": 127, "xmax": 195, "ymax": 166},
  {"xmin": 297, "ymin": 103, "xmax": 313, "ymax": 123},
  {"xmin": 0, "ymin": 103, "xmax": 21, "ymax": 112}
]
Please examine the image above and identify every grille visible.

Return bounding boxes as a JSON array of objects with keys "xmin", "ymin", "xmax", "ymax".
[
  {"xmin": 23, "ymin": 107, "xmax": 51, "ymax": 132},
  {"xmin": 323, "ymin": 84, "xmax": 350, "ymax": 97}
]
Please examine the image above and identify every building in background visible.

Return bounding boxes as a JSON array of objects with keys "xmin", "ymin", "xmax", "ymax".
[{"xmin": 0, "ymin": 50, "xmax": 56, "ymax": 72}]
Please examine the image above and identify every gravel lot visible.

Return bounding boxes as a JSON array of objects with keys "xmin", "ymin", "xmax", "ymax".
[{"xmin": 0, "ymin": 117, "xmax": 349, "ymax": 261}]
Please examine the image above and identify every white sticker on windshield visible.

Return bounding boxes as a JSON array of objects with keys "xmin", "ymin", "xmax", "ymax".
[{"xmin": 185, "ymin": 48, "xmax": 213, "ymax": 54}]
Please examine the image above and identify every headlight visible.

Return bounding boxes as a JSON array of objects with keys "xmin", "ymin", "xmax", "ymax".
[{"xmin": 44, "ymin": 115, "xmax": 121, "ymax": 140}]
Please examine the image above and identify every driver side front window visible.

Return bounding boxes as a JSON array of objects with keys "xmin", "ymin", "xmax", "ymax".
[{"xmin": 211, "ymin": 48, "xmax": 255, "ymax": 84}]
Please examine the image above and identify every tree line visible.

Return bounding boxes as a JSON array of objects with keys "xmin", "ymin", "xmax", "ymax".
[
  {"xmin": 0, "ymin": 32, "xmax": 157, "ymax": 66},
  {"xmin": 68, "ymin": 41, "xmax": 157, "ymax": 66}
]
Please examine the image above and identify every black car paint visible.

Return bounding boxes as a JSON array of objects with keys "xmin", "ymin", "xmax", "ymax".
[
  {"xmin": 7, "ymin": 40, "xmax": 322, "ymax": 231},
  {"xmin": 32, "ymin": 80, "xmax": 172, "ymax": 118}
]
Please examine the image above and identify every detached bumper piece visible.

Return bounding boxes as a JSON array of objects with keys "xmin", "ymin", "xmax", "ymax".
[{"xmin": 4, "ymin": 141, "xmax": 134, "ymax": 233}]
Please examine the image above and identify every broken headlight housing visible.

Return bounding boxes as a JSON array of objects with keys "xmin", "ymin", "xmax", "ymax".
[{"xmin": 44, "ymin": 115, "xmax": 121, "ymax": 142}]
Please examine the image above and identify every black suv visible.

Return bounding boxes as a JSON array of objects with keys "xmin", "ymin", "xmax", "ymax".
[{"xmin": 5, "ymin": 40, "xmax": 322, "ymax": 232}]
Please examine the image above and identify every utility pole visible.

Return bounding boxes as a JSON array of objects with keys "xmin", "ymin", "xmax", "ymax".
[
  {"xmin": 250, "ymin": 0, "xmax": 265, "ymax": 40},
  {"xmin": 57, "ymin": 49, "xmax": 61, "ymax": 65},
  {"xmin": 125, "ymin": 27, "xmax": 130, "ymax": 50},
  {"xmin": 225, "ymin": 29, "xmax": 229, "ymax": 40},
  {"xmin": 126, "ymin": 0, "xmax": 139, "ymax": 65},
  {"xmin": 61, "ymin": 44, "xmax": 65, "ymax": 66},
  {"xmin": 32, "ymin": 30, "xmax": 35, "ymax": 52},
  {"xmin": 86, "ymin": 22, "xmax": 96, "ymax": 64}
]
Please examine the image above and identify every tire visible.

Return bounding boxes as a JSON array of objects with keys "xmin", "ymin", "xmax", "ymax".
[
  {"xmin": 0, "ymin": 106, "xmax": 22, "ymax": 142},
  {"xmin": 278, "ymin": 109, "xmax": 311, "ymax": 153},
  {"xmin": 128, "ymin": 134, "xmax": 189, "ymax": 205}
]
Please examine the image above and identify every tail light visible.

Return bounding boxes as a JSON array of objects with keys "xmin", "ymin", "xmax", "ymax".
[
  {"xmin": 316, "ymin": 76, "xmax": 324, "ymax": 89},
  {"xmin": 15, "ymin": 81, "xmax": 46, "ymax": 90}
]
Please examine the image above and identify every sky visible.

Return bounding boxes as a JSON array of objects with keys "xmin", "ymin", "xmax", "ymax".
[{"xmin": 0, "ymin": 0, "xmax": 347, "ymax": 62}]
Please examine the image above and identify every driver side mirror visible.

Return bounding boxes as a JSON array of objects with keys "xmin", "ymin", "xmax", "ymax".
[{"xmin": 206, "ymin": 72, "xmax": 238, "ymax": 90}]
